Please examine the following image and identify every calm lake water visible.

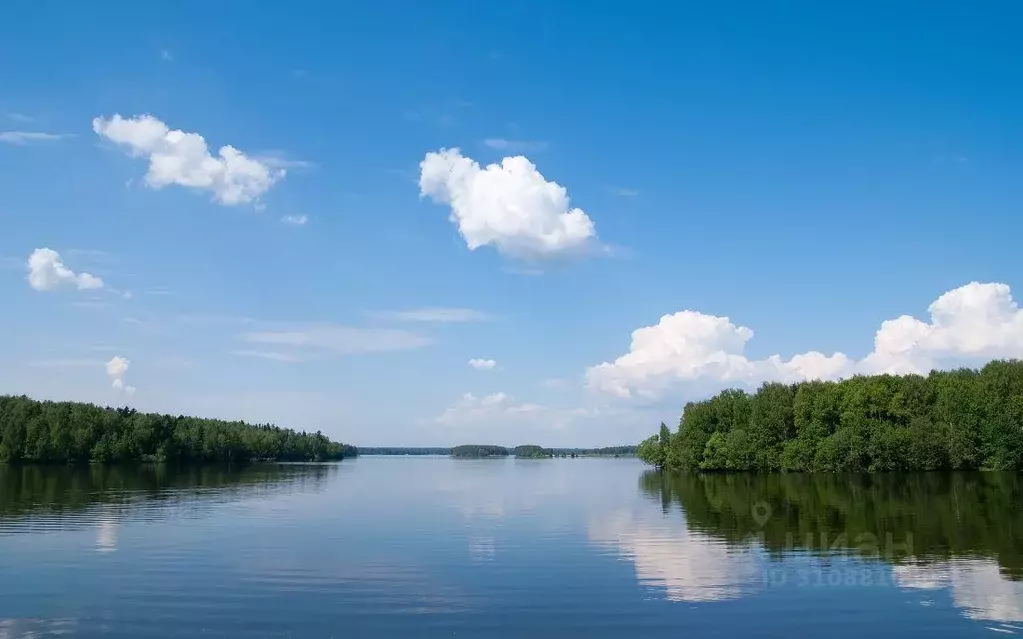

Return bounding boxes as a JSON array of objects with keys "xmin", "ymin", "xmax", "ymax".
[{"xmin": 1, "ymin": 458, "xmax": 1021, "ymax": 638}]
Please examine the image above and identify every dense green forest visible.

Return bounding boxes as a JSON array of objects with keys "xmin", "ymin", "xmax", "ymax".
[
  {"xmin": 450, "ymin": 445, "xmax": 509, "ymax": 458},
  {"xmin": 637, "ymin": 360, "xmax": 1023, "ymax": 472},
  {"xmin": 513, "ymin": 445, "xmax": 552, "ymax": 459},
  {"xmin": 640, "ymin": 470, "xmax": 1023, "ymax": 578},
  {"xmin": 0, "ymin": 395, "xmax": 357, "ymax": 464}
]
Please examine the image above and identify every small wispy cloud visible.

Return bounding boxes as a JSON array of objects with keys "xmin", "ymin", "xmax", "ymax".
[
  {"xmin": 28, "ymin": 358, "xmax": 103, "ymax": 368},
  {"xmin": 153, "ymin": 355, "xmax": 195, "ymax": 370},
  {"xmin": 610, "ymin": 187, "xmax": 640, "ymax": 197},
  {"xmin": 65, "ymin": 248, "xmax": 116, "ymax": 264},
  {"xmin": 4, "ymin": 112, "xmax": 34, "ymax": 123},
  {"xmin": 384, "ymin": 167, "xmax": 418, "ymax": 183},
  {"xmin": 0, "ymin": 131, "xmax": 75, "ymax": 145},
  {"xmin": 257, "ymin": 152, "xmax": 316, "ymax": 171},
  {"xmin": 240, "ymin": 325, "xmax": 432, "ymax": 355},
  {"xmin": 70, "ymin": 300, "xmax": 111, "ymax": 310},
  {"xmin": 175, "ymin": 313, "xmax": 257, "ymax": 326},
  {"xmin": 160, "ymin": 49, "xmax": 174, "ymax": 61},
  {"xmin": 87, "ymin": 344, "xmax": 124, "ymax": 353},
  {"xmin": 433, "ymin": 392, "xmax": 591, "ymax": 429},
  {"xmin": 368, "ymin": 307, "xmax": 494, "ymax": 323},
  {"xmin": 483, "ymin": 138, "xmax": 548, "ymax": 153},
  {"xmin": 503, "ymin": 264, "xmax": 544, "ymax": 277},
  {"xmin": 933, "ymin": 154, "xmax": 969, "ymax": 166},
  {"xmin": 281, "ymin": 214, "xmax": 308, "ymax": 226},
  {"xmin": 402, "ymin": 104, "xmax": 459, "ymax": 127},
  {"xmin": 230, "ymin": 349, "xmax": 307, "ymax": 363}
]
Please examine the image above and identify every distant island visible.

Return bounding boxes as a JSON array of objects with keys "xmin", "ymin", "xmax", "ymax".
[
  {"xmin": 451, "ymin": 445, "xmax": 509, "ymax": 458},
  {"xmin": 637, "ymin": 359, "xmax": 1023, "ymax": 472},
  {"xmin": 513, "ymin": 445, "xmax": 551, "ymax": 459},
  {"xmin": 0, "ymin": 395, "xmax": 357, "ymax": 464}
]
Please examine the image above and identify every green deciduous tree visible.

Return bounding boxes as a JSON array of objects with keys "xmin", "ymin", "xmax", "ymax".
[
  {"xmin": 0, "ymin": 395, "xmax": 356, "ymax": 464},
  {"xmin": 637, "ymin": 359, "xmax": 1023, "ymax": 472}
]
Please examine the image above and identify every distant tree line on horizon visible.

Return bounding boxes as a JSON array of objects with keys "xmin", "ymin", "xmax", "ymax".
[
  {"xmin": 358, "ymin": 447, "xmax": 451, "ymax": 456},
  {"xmin": 445, "ymin": 444, "xmax": 637, "ymax": 459},
  {"xmin": 0, "ymin": 395, "xmax": 357, "ymax": 464},
  {"xmin": 551, "ymin": 445, "xmax": 637, "ymax": 458},
  {"xmin": 638, "ymin": 360, "xmax": 1023, "ymax": 472},
  {"xmin": 439, "ymin": 443, "xmax": 638, "ymax": 458}
]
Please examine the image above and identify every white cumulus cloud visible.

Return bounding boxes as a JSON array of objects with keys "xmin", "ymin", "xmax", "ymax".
[
  {"xmin": 27, "ymin": 248, "xmax": 104, "ymax": 292},
  {"xmin": 468, "ymin": 358, "xmax": 497, "ymax": 370},
  {"xmin": 587, "ymin": 282, "xmax": 1023, "ymax": 399},
  {"xmin": 92, "ymin": 114, "xmax": 283, "ymax": 206},
  {"xmin": 862, "ymin": 282, "xmax": 1023, "ymax": 375},
  {"xmin": 106, "ymin": 356, "xmax": 136, "ymax": 395},
  {"xmin": 419, "ymin": 147, "xmax": 597, "ymax": 258}
]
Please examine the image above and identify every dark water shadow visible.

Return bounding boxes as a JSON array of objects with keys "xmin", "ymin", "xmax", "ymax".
[{"xmin": 0, "ymin": 463, "xmax": 337, "ymax": 530}]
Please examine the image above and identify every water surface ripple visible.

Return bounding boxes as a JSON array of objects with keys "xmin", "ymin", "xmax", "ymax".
[{"xmin": 1, "ymin": 460, "xmax": 1020, "ymax": 637}]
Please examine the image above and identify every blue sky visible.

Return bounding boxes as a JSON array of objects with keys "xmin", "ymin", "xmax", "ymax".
[{"xmin": 2, "ymin": 1, "xmax": 1022, "ymax": 446}]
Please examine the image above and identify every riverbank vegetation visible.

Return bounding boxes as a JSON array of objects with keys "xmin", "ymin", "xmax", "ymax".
[
  {"xmin": 637, "ymin": 360, "xmax": 1023, "ymax": 472},
  {"xmin": 0, "ymin": 395, "xmax": 357, "ymax": 464}
]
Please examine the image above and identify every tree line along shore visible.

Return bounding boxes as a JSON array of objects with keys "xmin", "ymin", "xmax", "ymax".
[
  {"xmin": 0, "ymin": 395, "xmax": 636, "ymax": 464},
  {"xmin": 638, "ymin": 359, "xmax": 1023, "ymax": 472},
  {"xmin": 0, "ymin": 395, "xmax": 356, "ymax": 464}
]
